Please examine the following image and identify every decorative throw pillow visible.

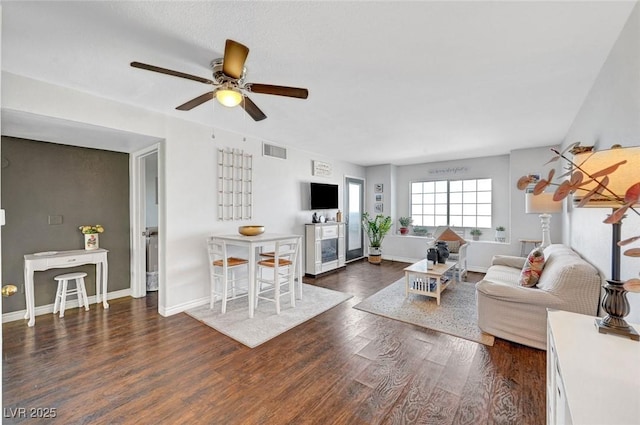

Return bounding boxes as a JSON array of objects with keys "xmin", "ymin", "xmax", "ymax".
[{"xmin": 519, "ymin": 247, "xmax": 545, "ymax": 287}]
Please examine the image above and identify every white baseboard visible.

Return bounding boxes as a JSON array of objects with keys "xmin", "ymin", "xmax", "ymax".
[
  {"xmin": 2, "ymin": 289, "xmax": 131, "ymax": 323},
  {"xmin": 160, "ymin": 296, "xmax": 209, "ymax": 317}
]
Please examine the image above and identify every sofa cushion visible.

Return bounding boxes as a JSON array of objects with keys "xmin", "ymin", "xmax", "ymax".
[
  {"xmin": 519, "ymin": 247, "xmax": 545, "ymax": 287},
  {"xmin": 537, "ymin": 244, "xmax": 600, "ymax": 294},
  {"xmin": 484, "ymin": 264, "xmax": 521, "ymax": 286},
  {"xmin": 491, "ymin": 255, "xmax": 527, "ymax": 269}
]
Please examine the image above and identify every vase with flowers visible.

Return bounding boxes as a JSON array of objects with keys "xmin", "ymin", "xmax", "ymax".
[
  {"xmin": 79, "ymin": 224, "xmax": 104, "ymax": 250},
  {"xmin": 517, "ymin": 143, "xmax": 640, "ymax": 340}
]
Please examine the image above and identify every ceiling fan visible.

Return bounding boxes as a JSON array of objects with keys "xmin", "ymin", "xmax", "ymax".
[{"xmin": 131, "ymin": 39, "xmax": 308, "ymax": 121}]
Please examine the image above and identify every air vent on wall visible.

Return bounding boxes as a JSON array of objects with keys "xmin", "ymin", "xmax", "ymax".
[{"xmin": 262, "ymin": 142, "xmax": 287, "ymax": 160}]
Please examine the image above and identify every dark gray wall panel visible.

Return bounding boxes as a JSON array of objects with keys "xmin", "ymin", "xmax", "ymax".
[{"xmin": 1, "ymin": 136, "xmax": 130, "ymax": 314}]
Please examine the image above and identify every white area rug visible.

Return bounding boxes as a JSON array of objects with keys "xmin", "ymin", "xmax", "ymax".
[
  {"xmin": 186, "ymin": 284, "xmax": 352, "ymax": 348},
  {"xmin": 354, "ymin": 278, "xmax": 494, "ymax": 346}
]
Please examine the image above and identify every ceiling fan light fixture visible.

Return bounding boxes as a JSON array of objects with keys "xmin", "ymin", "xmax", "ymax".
[
  {"xmin": 132, "ymin": 39, "xmax": 308, "ymax": 120},
  {"xmin": 216, "ymin": 87, "xmax": 243, "ymax": 108}
]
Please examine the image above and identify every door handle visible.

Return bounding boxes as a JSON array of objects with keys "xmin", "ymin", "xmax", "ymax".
[{"xmin": 2, "ymin": 284, "xmax": 18, "ymax": 297}]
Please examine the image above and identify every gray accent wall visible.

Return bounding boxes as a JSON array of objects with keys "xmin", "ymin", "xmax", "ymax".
[{"xmin": 1, "ymin": 136, "xmax": 130, "ymax": 313}]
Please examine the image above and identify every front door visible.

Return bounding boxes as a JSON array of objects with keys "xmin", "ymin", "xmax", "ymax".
[{"xmin": 345, "ymin": 177, "xmax": 364, "ymax": 261}]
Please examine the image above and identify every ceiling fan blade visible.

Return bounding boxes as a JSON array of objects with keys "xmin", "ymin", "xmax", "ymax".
[
  {"xmin": 222, "ymin": 39, "xmax": 249, "ymax": 79},
  {"xmin": 248, "ymin": 83, "xmax": 309, "ymax": 99},
  {"xmin": 131, "ymin": 61, "xmax": 214, "ymax": 85},
  {"xmin": 176, "ymin": 91, "xmax": 215, "ymax": 110},
  {"xmin": 240, "ymin": 96, "xmax": 267, "ymax": 121}
]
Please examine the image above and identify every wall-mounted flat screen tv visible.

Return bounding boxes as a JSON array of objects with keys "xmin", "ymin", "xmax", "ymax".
[{"xmin": 310, "ymin": 182, "xmax": 339, "ymax": 209}]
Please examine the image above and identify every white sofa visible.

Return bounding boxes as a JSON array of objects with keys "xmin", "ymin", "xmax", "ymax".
[{"xmin": 476, "ymin": 244, "xmax": 601, "ymax": 350}]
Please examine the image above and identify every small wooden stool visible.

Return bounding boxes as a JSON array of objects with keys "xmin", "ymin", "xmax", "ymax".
[{"xmin": 53, "ymin": 272, "xmax": 90, "ymax": 318}]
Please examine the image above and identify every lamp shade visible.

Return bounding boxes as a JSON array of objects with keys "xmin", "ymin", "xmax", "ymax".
[
  {"xmin": 432, "ymin": 226, "xmax": 466, "ymax": 243},
  {"xmin": 573, "ymin": 146, "xmax": 640, "ymax": 208},
  {"xmin": 525, "ymin": 192, "xmax": 562, "ymax": 214}
]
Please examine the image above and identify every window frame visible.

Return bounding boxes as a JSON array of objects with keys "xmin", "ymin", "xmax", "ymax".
[{"xmin": 410, "ymin": 177, "xmax": 492, "ymax": 229}]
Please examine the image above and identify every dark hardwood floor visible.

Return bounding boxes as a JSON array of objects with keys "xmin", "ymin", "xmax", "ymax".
[{"xmin": 3, "ymin": 260, "xmax": 546, "ymax": 424}]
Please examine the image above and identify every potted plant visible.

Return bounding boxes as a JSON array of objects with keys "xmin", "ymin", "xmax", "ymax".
[
  {"xmin": 412, "ymin": 226, "xmax": 429, "ymax": 236},
  {"xmin": 470, "ymin": 228, "xmax": 482, "ymax": 241},
  {"xmin": 398, "ymin": 216, "xmax": 412, "ymax": 235},
  {"xmin": 362, "ymin": 212, "xmax": 393, "ymax": 264},
  {"xmin": 495, "ymin": 226, "xmax": 506, "ymax": 242}
]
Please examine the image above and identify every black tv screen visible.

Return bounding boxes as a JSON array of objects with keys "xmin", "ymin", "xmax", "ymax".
[{"xmin": 310, "ymin": 183, "xmax": 339, "ymax": 209}]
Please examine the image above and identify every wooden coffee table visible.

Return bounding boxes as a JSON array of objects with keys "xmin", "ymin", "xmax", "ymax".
[{"xmin": 404, "ymin": 260, "xmax": 457, "ymax": 305}]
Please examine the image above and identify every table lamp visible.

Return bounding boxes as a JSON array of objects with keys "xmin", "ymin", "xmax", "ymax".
[
  {"xmin": 574, "ymin": 146, "xmax": 640, "ymax": 341},
  {"xmin": 525, "ymin": 192, "xmax": 562, "ymax": 248}
]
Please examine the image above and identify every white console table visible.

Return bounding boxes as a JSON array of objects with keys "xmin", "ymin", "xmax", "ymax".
[
  {"xmin": 23, "ymin": 249, "xmax": 109, "ymax": 326},
  {"xmin": 547, "ymin": 309, "xmax": 640, "ymax": 424}
]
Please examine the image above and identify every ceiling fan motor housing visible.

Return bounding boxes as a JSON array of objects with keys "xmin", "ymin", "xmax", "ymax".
[{"xmin": 211, "ymin": 58, "xmax": 246, "ymax": 86}]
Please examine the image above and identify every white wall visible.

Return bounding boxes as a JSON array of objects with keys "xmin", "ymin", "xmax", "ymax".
[
  {"xmin": 366, "ymin": 153, "xmax": 563, "ymax": 270},
  {"xmin": 562, "ymin": 2, "xmax": 640, "ymax": 323},
  {"xmin": 364, "ymin": 164, "xmax": 395, "ymax": 219},
  {"xmin": 395, "ymin": 155, "xmax": 511, "ymax": 238},
  {"xmin": 2, "ymin": 72, "xmax": 365, "ymax": 316},
  {"xmin": 509, "ymin": 145, "xmax": 563, "ymax": 244}
]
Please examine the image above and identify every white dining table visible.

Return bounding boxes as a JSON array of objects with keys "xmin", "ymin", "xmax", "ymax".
[
  {"xmin": 23, "ymin": 249, "xmax": 109, "ymax": 326},
  {"xmin": 209, "ymin": 233, "xmax": 303, "ymax": 318}
]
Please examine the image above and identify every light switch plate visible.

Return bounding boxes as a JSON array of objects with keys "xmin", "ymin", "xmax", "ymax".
[
  {"xmin": 0, "ymin": 209, "xmax": 5, "ymax": 226},
  {"xmin": 48, "ymin": 215, "xmax": 63, "ymax": 225}
]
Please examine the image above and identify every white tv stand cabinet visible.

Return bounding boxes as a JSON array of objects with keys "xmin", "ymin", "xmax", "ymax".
[
  {"xmin": 547, "ymin": 309, "xmax": 639, "ymax": 424},
  {"xmin": 305, "ymin": 223, "xmax": 345, "ymax": 277}
]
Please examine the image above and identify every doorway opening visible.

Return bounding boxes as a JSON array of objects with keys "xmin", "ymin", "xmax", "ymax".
[
  {"xmin": 143, "ymin": 152, "xmax": 159, "ymax": 294},
  {"xmin": 131, "ymin": 144, "xmax": 161, "ymax": 303}
]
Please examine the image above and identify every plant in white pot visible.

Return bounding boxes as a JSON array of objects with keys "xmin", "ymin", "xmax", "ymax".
[
  {"xmin": 470, "ymin": 228, "xmax": 482, "ymax": 241},
  {"xmin": 495, "ymin": 226, "xmax": 506, "ymax": 242},
  {"xmin": 362, "ymin": 212, "xmax": 393, "ymax": 264}
]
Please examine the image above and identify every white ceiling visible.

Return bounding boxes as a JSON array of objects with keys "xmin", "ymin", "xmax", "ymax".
[{"xmin": 1, "ymin": 1, "xmax": 637, "ymax": 165}]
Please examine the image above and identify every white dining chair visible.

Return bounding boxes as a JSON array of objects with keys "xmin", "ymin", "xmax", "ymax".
[
  {"xmin": 255, "ymin": 237, "xmax": 299, "ymax": 314},
  {"xmin": 207, "ymin": 238, "xmax": 249, "ymax": 314}
]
